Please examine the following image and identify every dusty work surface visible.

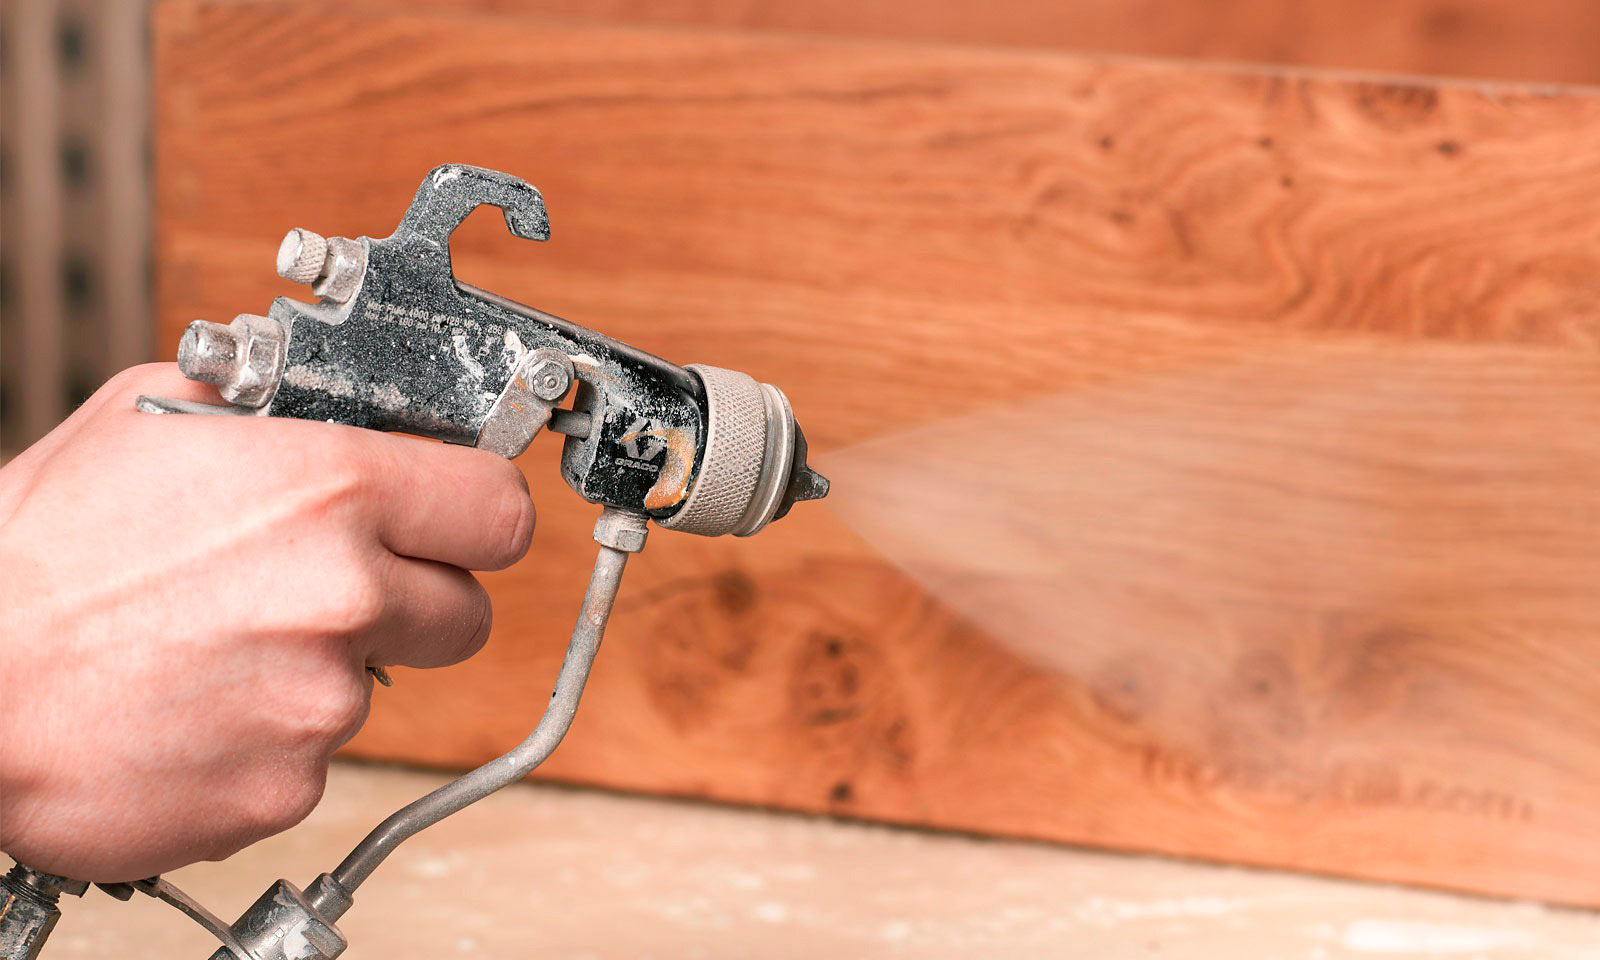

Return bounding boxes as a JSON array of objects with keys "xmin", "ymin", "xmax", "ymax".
[{"xmin": 27, "ymin": 763, "xmax": 1599, "ymax": 958}]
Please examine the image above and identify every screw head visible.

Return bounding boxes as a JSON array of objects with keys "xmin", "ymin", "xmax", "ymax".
[{"xmin": 528, "ymin": 358, "xmax": 570, "ymax": 400}]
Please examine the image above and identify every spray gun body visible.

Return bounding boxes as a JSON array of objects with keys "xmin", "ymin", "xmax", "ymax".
[
  {"xmin": 0, "ymin": 165, "xmax": 826, "ymax": 960},
  {"xmin": 169, "ymin": 163, "xmax": 825, "ymax": 536}
]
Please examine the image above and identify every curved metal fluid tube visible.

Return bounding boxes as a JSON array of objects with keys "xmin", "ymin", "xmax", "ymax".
[{"xmin": 324, "ymin": 537, "xmax": 633, "ymax": 901}]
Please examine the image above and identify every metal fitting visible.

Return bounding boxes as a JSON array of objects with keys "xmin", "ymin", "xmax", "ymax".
[
  {"xmin": 276, "ymin": 229, "xmax": 367, "ymax": 304},
  {"xmin": 658, "ymin": 365, "xmax": 803, "ymax": 538},
  {"xmin": 205, "ymin": 879, "xmax": 347, "ymax": 960},
  {"xmin": 0, "ymin": 865, "xmax": 88, "ymax": 960},
  {"xmin": 178, "ymin": 314, "xmax": 287, "ymax": 408},
  {"xmin": 312, "ymin": 237, "xmax": 366, "ymax": 304},
  {"xmin": 592, "ymin": 508, "xmax": 649, "ymax": 553}
]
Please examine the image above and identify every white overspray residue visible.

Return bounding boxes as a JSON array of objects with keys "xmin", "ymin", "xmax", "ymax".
[
  {"xmin": 452, "ymin": 334, "xmax": 485, "ymax": 381},
  {"xmin": 1341, "ymin": 919, "xmax": 1537, "ymax": 953},
  {"xmin": 502, "ymin": 329, "xmax": 528, "ymax": 370},
  {"xmin": 281, "ymin": 927, "xmax": 319, "ymax": 960},
  {"xmin": 371, "ymin": 381, "xmax": 408, "ymax": 412},
  {"xmin": 407, "ymin": 852, "xmax": 463, "ymax": 879},
  {"xmin": 282, "ymin": 364, "xmax": 357, "ymax": 399},
  {"xmin": 752, "ymin": 901, "xmax": 790, "ymax": 923}
]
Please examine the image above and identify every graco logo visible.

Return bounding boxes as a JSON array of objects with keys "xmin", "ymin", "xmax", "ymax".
[{"xmin": 620, "ymin": 417, "xmax": 668, "ymax": 461}]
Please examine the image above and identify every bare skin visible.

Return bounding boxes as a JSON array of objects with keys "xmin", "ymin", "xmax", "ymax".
[{"xmin": 0, "ymin": 364, "xmax": 535, "ymax": 881}]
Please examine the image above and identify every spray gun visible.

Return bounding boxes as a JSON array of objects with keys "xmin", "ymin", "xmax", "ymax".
[{"xmin": 0, "ymin": 164, "xmax": 828, "ymax": 960}]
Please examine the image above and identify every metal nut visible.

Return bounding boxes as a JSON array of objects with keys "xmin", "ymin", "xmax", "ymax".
[
  {"xmin": 177, "ymin": 320, "xmax": 240, "ymax": 381},
  {"xmin": 212, "ymin": 880, "xmax": 348, "ymax": 960},
  {"xmin": 311, "ymin": 236, "xmax": 367, "ymax": 304},
  {"xmin": 592, "ymin": 508, "xmax": 649, "ymax": 553}
]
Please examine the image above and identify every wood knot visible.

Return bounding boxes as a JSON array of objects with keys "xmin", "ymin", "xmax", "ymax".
[
  {"xmin": 712, "ymin": 569, "xmax": 757, "ymax": 615},
  {"xmin": 1355, "ymin": 83, "xmax": 1440, "ymax": 129}
]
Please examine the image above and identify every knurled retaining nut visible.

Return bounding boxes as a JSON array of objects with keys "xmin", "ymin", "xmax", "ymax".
[{"xmin": 276, "ymin": 228, "xmax": 329, "ymax": 284}]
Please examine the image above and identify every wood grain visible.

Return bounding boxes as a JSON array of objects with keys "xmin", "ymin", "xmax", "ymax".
[
  {"xmin": 155, "ymin": 3, "xmax": 1600, "ymax": 905},
  {"xmin": 221, "ymin": 0, "xmax": 1600, "ymax": 86}
]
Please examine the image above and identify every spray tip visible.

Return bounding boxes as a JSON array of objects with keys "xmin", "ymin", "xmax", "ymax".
[{"xmin": 791, "ymin": 466, "xmax": 830, "ymax": 503}]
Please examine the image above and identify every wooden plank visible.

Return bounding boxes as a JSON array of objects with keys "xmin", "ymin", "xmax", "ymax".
[
  {"xmin": 154, "ymin": 2, "xmax": 1600, "ymax": 905},
  {"xmin": 219, "ymin": 0, "xmax": 1600, "ymax": 86}
]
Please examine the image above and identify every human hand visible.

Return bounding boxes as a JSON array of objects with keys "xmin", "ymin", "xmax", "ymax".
[{"xmin": 0, "ymin": 363, "xmax": 534, "ymax": 881}]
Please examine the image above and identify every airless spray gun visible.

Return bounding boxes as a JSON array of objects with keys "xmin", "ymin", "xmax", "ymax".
[{"xmin": 0, "ymin": 164, "xmax": 828, "ymax": 959}]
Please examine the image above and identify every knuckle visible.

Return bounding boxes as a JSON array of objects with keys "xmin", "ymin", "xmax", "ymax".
[
  {"xmin": 239, "ymin": 764, "xmax": 328, "ymax": 839},
  {"xmin": 292, "ymin": 672, "xmax": 371, "ymax": 748},
  {"xmin": 316, "ymin": 563, "xmax": 387, "ymax": 636},
  {"xmin": 105, "ymin": 362, "xmax": 174, "ymax": 395},
  {"xmin": 303, "ymin": 439, "xmax": 374, "ymax": 512}
]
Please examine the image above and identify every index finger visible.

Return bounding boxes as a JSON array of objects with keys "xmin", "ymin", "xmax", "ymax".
[{"xmin": 352, "ymin": 431, "xmax": 536, "ymax": 571}]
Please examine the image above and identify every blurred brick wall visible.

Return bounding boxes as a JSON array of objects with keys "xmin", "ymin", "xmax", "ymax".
[{"xmin": 1, "ymin": 0, "xmax": 152, "ymax": 454}]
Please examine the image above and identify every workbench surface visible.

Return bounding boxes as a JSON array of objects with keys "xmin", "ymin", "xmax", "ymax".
[{"xmin": 26, "ymin": 762, "xmax": 1600, "ymax": 958}]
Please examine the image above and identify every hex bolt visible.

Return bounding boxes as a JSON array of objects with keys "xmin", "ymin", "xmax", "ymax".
[
  {"xmin": 592, "ymin": 508, "xmax": 649, "ymax": 553},
  {"xmin": 177, "ymin": 320, "xmax": 242, "ymax": 386},
  {"xmin": 528, "ymin": 358, "xmax": 570, "ymax": 400},
  {"xmin": 277, "ymin": 228, "xmax": 329, "ymax": 284},
  {"xmin": 177, "ymin": 314, "xmax": 286, "ymax": 408}
]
